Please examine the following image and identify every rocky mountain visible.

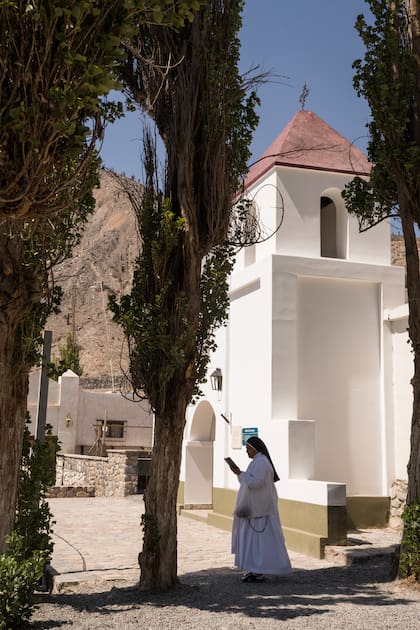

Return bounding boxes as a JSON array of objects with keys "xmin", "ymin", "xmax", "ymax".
[
  {"xmin": 390, "ymin": 234, "xmax": 406, "ymax": 267},
  {"xmin": 45, "ymin": 169, "xmax": 141, "ymax": 388},
  {"xmin": 45, "ymin": 170, "xmax": 409, "ymax": 388}
]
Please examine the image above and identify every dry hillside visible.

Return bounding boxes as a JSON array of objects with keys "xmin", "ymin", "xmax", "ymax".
[
  {"xmin": 390, "ymin": 234, "xmax": 407, "ymax": 267},
  {"xmin": 45, "ymin": 169, "xmax": 141, "ymax": 388},
  {"xmin": 45, "ymin": 174, "xmax": 409, "ymax": 389}
]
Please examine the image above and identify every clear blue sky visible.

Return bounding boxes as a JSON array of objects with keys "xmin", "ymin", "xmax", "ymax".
[{"xmin": 99, "ymin": 0, "xmax": 372, "ymax": 179}]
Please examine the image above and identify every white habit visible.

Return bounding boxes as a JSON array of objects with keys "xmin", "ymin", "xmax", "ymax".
[{"xmin": 232, "ymin": 452, "xmax": 292, "ymax": 575}]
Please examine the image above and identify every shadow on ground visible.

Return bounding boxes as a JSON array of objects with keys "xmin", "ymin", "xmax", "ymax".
[{"xmin": 30, "ymin": 560, "xmax": 416, "ymax": 628}]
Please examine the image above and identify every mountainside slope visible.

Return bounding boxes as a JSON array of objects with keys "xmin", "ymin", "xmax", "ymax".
[{"xmin": 45, "ymin": 169, "xmax": 140, "ymax": 387}]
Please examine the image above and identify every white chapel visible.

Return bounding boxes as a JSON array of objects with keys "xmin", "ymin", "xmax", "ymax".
[{"xmin": 179, "ymin": 110, "xmax": 411, "ymax": 557}]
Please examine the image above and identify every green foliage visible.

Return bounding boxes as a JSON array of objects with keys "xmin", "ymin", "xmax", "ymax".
[
  {"xmin": 113, "ymin": 0, "xmax": 259, "ymax": 416},
  {"xmin": 138, "ymin": 0, "xmax": 204, "ymax": 27},
  {"xmin": 195, "ymin": 242, "xmax": 235, "ymax": 391},
  {"xmin": 0, "ymin": 418, "xmax": 56, "ymax": 628},
  {"xmin": 342, "ymin": 169, "xmax": 400, "ymax": 231},
  {"xmin": 14, "ymin": 179, "xmax": 96, "ymax": 372},
  {"xmin": 13, "ymin": 419, "xmax": 56, "ymax": 560},
  {"xmin": 400, "ymin": 502, "xmax": 420, "ymax": 579},
  {"xmin": 49, "ymin": 333, "xmax": 83, "ymax": 380},
  {"xmin": 0, "ymin": 0, "xmax": 202, "ymax": 220},
  {"xmin": 0, "ymin": 0, "xmax": 206, "ymax": 368},
  {"xmin": 120, "ymin": 0, "xmax": 259, "ymax": 253},
  {"xmin": 198, "ymin": 0, "xmax": 260, "ymax": 191},
  {"xmin": 0, "ymin": 0, "xmax": 204, "ymax": 583},
  {"xmin": 0, "ymin": 534, "xmax": 45, "ymax": 630},
  {"xmin": 343, "ymin": 0, "xmax": 420, "ymax": 230},
  {"xmin": 113, "ymin": 0, "xmax": 259, "ymax": 589},
  {"xmin": 110, "ymin": 134, "xmax": 237, "ymax": 413},
  {"xmin": 344, "ymin": 1, "xmax": 420, "ymax": 556},
  {"xmin": 110, "ymin": 150, "xmax": 193, "ymax": 410}
]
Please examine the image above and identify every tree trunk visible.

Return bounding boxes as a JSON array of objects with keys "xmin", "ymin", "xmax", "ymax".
[
  {"xmin": 0, "ymin": 224, "xmax": 35, "ymax": 552},
  {"xmin": 407, "ymin": 363, "xmax": 420, "ymax": 505},
  {"xmin": 139, "ymin": 400, "xmax": 187, "ymax": 591},
  {"xmin": 396, "ymin": 189, "xmax": 420, "ymax": 579},
  {"xmin": 399, "ymin": 193, "xmax": 420, "ymax": 505},
  {"xmin": 399, "ymin": 0, "xmax": 420, "ymax": 504},
  {"xmin": 0, "ymin": 338, "xmax": 29, "ymax": 553}
]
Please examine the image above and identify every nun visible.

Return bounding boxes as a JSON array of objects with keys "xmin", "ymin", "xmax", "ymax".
[{"xmin": 226, "ymin": 436, "xmax": 292, "ymax": 582}]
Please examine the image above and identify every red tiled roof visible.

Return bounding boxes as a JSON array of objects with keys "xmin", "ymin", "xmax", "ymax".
[{"xmin": 243, "ymin": 110, "xmax": 371, "ymax": 190}]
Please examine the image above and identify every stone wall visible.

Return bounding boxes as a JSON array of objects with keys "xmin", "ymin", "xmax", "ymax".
[
  {"xmin": 389, "ymin": 479, "xmax": 408, "ymax": 531},
  {"xmin": 47, "ymin": 485, "xmax": 95, "ymax": 498},
  {"xmin": 55, "ymin": 450, "xmax": 144, "ymax": 497}
]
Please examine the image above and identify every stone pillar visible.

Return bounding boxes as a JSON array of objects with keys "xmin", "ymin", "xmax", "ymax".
[
  {"xmin": 58, "ymin": 370, "xmax": 80, "ymax": 453},
  {"xmin": 107, "ymin": 450, "xmax": 141, "ymax": 496},
  {"xmin": 389, "ymin": 479, "xmax": 407, "ymax": 531}
]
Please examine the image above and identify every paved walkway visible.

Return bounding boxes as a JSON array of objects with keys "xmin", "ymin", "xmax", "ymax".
[
  {"xmin": 31, "ymin": 497, "xmax": 420, "ymax": 629},
  {"xmin": 47, "ymin": 495, "xmax": 401, "ymax": 593}
]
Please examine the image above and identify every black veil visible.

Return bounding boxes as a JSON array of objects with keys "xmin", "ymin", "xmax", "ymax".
[{"xmin": 247, "ymin": 436, "xmax": 280, "ymax": 482}]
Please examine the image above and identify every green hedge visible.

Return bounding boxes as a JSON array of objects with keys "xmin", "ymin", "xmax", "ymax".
[{"xmin": 400, "ymin": 502, "xmax": 420, "ymax": 580}]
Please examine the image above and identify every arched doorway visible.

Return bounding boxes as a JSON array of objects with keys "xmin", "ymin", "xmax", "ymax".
[{"xmin": 184, "ymin": 401, "xmax": 215, "ymax": 508}]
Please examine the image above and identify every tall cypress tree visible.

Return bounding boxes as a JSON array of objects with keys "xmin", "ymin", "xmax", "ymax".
[
  {"xmin": 344, "ymin": 0, "xmax": 420, "ymax": 579},
  {"xmin": 113, "ymin": 0, "xmax": 259, "ymax": 590}
]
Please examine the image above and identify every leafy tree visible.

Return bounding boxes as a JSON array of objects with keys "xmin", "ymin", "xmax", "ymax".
[
  {"xmin": 0, "ymin": 418, "xmax": 57, "ymax": 628},
  {"xmin": 0, "ymin": 0, "xmax": 201, "ymax": 553},
  {"xmin": 13, "ymin": 418, "xmax": 56, "ymax": 563},
  {"xmin": 0, "ymin": 179, "xmax": 96, "ymax": 553},
  {"xmin": 112, "ymin": 0, "xmax": 259, "ymax": 590},
  {"xmin": 49, "ymin": 333, "xmax": 83, "ymax": 380},
  {"xmin": 343, "ymin": 0, "xmax": 420, "ymax": 578}
]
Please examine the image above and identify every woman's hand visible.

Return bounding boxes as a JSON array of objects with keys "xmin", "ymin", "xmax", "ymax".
[{"xmin": 229, "ymin": 462, "xmax": 241, "ymax": 475}]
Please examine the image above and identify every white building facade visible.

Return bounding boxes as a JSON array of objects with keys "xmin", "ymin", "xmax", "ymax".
[
  {"xmin": 27, "ymin": 369, "xmax": 153, "ymax": 454},
  {"xmin": 179, "ymin": 111, "xmax": 410, "ymax": 557}
]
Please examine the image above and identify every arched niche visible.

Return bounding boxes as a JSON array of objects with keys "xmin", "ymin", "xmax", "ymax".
[
  {"xmin": 189, "ymin": 400, "xmax": 215, "ymax": 441},
  {"xmin": 320, "ymin": 188, "xmax": 348, "ymax": 259},
  {"xmin": 184, "ymin": 401, "xmax": 215, "ymax": 508}
]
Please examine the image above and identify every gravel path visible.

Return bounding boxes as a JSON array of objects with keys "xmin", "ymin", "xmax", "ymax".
[
  {"xmin": 30, "ymin": 560, "xmax": 420, "ymax": 629},
  {"xmin": 27, "ymin": 497, "xmax": 420, "ymax": 628}
]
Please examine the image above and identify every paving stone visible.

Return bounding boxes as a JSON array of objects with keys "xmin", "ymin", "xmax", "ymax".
[{"xmin": 46, "ymin": 496, "xmax": 401, "ymax": 592}]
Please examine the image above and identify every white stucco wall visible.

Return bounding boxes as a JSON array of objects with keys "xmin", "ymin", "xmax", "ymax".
[
  {"xmin": 182, "ymin": 136, "xmax": 408, "ymax": 508},
  {"xmin": 297, "ymin": 276, "xmax": 383, "ymax": 494},
  {"xmin": 252, "ymin": 171, "xmax": 283, "ymax": 263},
  {"xmin": 389, "ymin": 306, "xmax": 412, "ymax": 481},
  {"xmin": 28, "ymin": 368, "xmax": 60, "ymax": 407},
  {"xmin": 348, "ymin": 213, "xmax": 391, "ymax": 265},
  {"xmin": 228, "ymin": 263, "xmax": 272, "ymax": 440},
  {"xmin": 184, "ymin": 247, "xmax": 406, "ymax": 503},
  {"xmin": 27, "ymin": 370, "xmax": 153, "ymax": 453},
  {"xmin": 271, "ymin": 268, "xmax": 299, "ymax": 418},
  {"xmin": 240, "ymin": 165, "xmax": 391, "ymax": 269},
  {"xmin": 274, "ymin": 167, "xmax": 337, "ymax": 259},
  {"xmin": 234, "ymin": 170, "xmax": 279, "ymax": 271},
  {"xmin": 76, "ymin": 389, "xmax": 152, "ymax": 451}
]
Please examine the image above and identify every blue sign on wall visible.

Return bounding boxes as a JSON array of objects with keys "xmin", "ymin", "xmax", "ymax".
[{"xmin": 242, "ymin": 427, "xmax": 259, "ymax": 446}]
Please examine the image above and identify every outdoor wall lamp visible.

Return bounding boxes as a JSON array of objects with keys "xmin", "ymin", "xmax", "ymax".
[{"xmin": 210, "ymin": 368, "xmax": 223, "ymax": 392}]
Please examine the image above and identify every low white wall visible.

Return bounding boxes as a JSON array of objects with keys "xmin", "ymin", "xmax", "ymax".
[{"xmin": 277, "ymin": 479, "xmax": 346, "ymax": 507}]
